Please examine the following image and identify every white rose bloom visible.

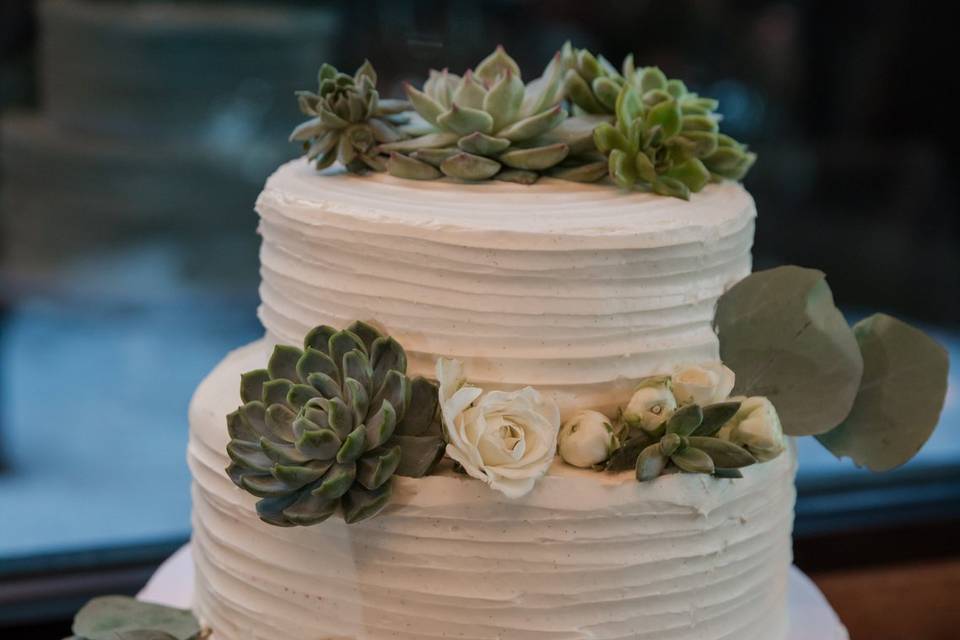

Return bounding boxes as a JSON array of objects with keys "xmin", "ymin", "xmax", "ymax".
[
  {"xmin": 671, "ymin": 362, "xmax": 736, "ymax": 406},
  {"xmin": 437, "ymin": 358, "xmax": 561, "ymax": 499},
  {"xmin": 718, "ymin": 396, "xmax": 786, "ymax": 462},
  {"xmin": 558, "ymin": 410, "xmax": 618, "ymax": 468},
  {"xmin": 623, "ymin": 377, "xmax": 677, "ymax": 435}
]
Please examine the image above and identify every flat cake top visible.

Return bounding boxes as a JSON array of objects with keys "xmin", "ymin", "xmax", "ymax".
[{"xmin": 259, "ymin": 158, "xmax": 757, "ymax": 251}]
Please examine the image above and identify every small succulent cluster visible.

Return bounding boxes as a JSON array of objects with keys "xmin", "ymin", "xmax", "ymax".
[
  {"xmin": 606, "ymin": 402, "xmax": 758, "ymax": 481},
  {"xmin": 290, "ymin": 61, "xmax": 410, "ymax": 173},
  {"xmin": 291, "ymin": 45, "xmax": 757, "ymax": 196},
  {"xmin": 226, "ymin": 321, "xmax": 444, "ymax": 526},
  {"xmin": 381, "ymin": 47, "xmax": 604, "ymax": 184}
]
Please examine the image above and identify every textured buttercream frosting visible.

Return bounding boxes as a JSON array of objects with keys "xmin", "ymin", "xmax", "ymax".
[
  {"xmin": 190, "ymin": 341, "xmax": 795, "ymax": 640},
  {"xmin": 255, "ymin": 159, "xmax": 756, "ymax": 417}
]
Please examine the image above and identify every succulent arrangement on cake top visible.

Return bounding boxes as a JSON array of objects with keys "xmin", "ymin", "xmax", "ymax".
[{"xmin": 291, "ymin": 43, "xmax": 754, "ymax": 198}]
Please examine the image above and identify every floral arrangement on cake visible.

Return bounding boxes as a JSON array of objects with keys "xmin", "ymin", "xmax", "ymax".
[
  {"xmin": 225, "ymin": 265, "xmax": 948, "ymax": 526},
  {"xmin": 290, "ymin": 43, "xmax": 755, "ymax": 199}
]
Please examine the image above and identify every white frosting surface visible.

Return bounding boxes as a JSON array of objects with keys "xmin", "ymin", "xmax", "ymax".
[
  {"xmin": 255, "ymin": 159, "xmax": 756, "ymax": 417},
  {"xmin": 190, "ymin": 341, "xmax": 795, "ymax": 640}
]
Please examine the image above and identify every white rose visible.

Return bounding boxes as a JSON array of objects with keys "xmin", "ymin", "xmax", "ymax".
[
  {"xmin": 718, "ymin": 396, "xmax": 786, "ymax": 462},
  {"xmin": 672, "ymin": 362, "xmax": 736, "ymax": 406},
  {"xmin": 623, "ymin": 376, "xmax": 677, "ymax": 435},
  {"xmin": 558, "ymin": 410, "xmax": 618, "ymax": 468},
  {"xmin": 437, "ymin": 358, "xmax": 561, "ymax": 498}
]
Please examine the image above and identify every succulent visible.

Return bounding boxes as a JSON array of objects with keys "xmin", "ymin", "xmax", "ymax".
[
  {"xmin": 290, "ymin": 61, "xmax": 410, "ymax": 174},
  {"xmin": 606, "ymin": 402, "xmax": 757, "ymax": 481},
  {"xmin": 560, "ymin": 42, "xmax": 625, "ymax": 115},
  {"xmin": 380, "ymin": 46, "xmax": 590, "ymax": 184},
  {"xmin": 593, "ymin": 65, "xmax": 757, "ymax": 199},
  {"xmin": 226, "ymin": 321, "xmax": 445, "ymax": 526}
]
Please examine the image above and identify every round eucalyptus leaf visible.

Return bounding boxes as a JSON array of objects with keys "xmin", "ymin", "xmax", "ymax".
[
  {"xmin": 817, "ymin": 314, "xmax": 949, "ymax": 471},
  {"xmin": 73, "ymin": 596, "xmax": 200, "ymax": 640},
  {"xmin": 715, "ymin": 266, "xmax": 864, "ymax": 436}
]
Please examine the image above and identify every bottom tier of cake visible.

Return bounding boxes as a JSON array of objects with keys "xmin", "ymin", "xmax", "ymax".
[{"xmin": 188, "ymin": 340, "xmax": 797, "ymax": 640}]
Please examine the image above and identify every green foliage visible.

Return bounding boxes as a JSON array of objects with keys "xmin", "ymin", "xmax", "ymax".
[
  {"xmin": 291, "ymin": 61, "xmax": 410, "ymax": 174},
  {"xmin": 227, "ymin": 321, "xmax": 444, "ymax": 527},
  {"xmin": 71, "ymin": 596, "xmax": 200, "ymax": 640},
  {"xmin": 817, "ymin": 314, "xmax": 950, "ymax": 471},
  {"xmin": 606, "ymin": 402, "xmax": 755, "ymax": 481}
]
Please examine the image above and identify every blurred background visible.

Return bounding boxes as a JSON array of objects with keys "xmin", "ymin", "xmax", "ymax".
[{"xmin": 0, "ymin": 1, "xmax": 956, "ymax": 638}]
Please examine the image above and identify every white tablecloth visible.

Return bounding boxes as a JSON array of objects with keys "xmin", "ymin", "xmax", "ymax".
[{"xmin": 139, "ymin": 545, "xmax": 848, "ymax": 639}]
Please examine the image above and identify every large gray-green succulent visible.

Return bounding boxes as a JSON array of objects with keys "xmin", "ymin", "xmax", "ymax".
[
  {"xmin": 380, "ymin": 46, "xmax": 604, "ymax": 184},
  {"xmin": 290, "ymin": 61, "xmax": 410, "ymax": 173},
  {"xmin": 226, "ymin": 321, "xmax": 444, "ymax": 526}
]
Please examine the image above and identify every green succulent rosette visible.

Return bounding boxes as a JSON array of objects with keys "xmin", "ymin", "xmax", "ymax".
[
  {"xmin": 226, "ymin": 321, "xmax": 445, "ymax": 526},
  {"xmin": 606, "ymin": 402, "xmax": 757, "ymax": 481},
  {"xmin": 380, "ymin": 46, "xmax": 607, "ymax": 184},
  {"xmin": 290, "ymin": 61, "xmax": 410, "ymax": 174},
  {"xmin": 592, "ymin": 64, "xmax": 757, "ymax": 199}
]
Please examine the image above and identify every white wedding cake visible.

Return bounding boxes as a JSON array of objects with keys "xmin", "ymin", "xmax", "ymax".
[{"xmin": 187, "ymin": 160, "xmax": 796, "ymax": 639}]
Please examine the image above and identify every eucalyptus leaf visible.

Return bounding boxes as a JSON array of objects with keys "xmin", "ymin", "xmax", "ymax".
[
  {"xmin": 817, "ymin": 314, "xmax": 949, "ymax": 471},
  {"xmin": 72, "ymin": 596, "xmax": 200, "ymax": 640},
  {"xmin": 715, "ymin": 266, "xmax": 864, "ymax": 436}
]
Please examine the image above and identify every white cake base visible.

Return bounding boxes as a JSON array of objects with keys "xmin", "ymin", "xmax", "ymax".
[{"xmin": 139, "ymin": 545, "xmax": 848, "ymax": 640}]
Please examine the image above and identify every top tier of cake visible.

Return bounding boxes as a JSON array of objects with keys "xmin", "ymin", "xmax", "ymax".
[{"xmin": 255, "ymin": 159, "xmax": 756, "ymax": 417}]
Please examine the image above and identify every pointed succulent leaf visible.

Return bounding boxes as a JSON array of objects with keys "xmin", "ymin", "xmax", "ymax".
[
  {"xmin": 615, "ymin": 86, "xmax": 643, "ymax": 131},
  {"xmin": 343, "ymin": 350, "xmax": 374, "ymax": 395},
  {"xmin": 303, "ymin": 325, "xmax": 336, "ymax": 353},
  {"xmin": 484, "ymin": 70, "xmax": 524, "ymax": 131},
  {"xmin": 227, "ymin": 441, "xmax": 273, "ymax": 472},
  {"xmin": 299, "ymin": 405, "xmax": 330, "ymax": 432},
  {"xmin": 356, "ymin": 446, "xmax": 402, "ymax": 490},
  {"xmin": 336, "ymin": 133, "xmax": 358, "ymax": 165},
  {"xmin": 608, "ymin": 148, "xmax": 636, "ymax": 189},
  {"xmin": 364, "ymin": 400, "xmax": 397, "ymax": 450},
  {"xmin": 658, "ymin": 432, "xmax": 684, "ymax": 457},
  {"xmin": 262, "ymin": 379, "xmax": 293, "ymax": 407},
  {"xmin": 239, "ymin": 402, "xmax": 270, "ymax": 440},
  {"xmin": 392, "ymin": 435, "xmax": 446, "ymax": 477},
  {"xmin": 268, "ymin": 345, "xmax": 303, "ymax": 382},
  {"xmin": 499, "ymin": 143, "xmax": 569, "ymax": 170},
  {"xmin": 671, "ymin": 446, "xmax": 716, "ymax": 474},
  {"xmin": 354, "ymin": 59, "xmax": 376, "ymax": 86},
  {"xmin": 457, "ymin": 132, "xmax": 511, "ymax": 156},
  {"xmin": 326, "ymin": 396, "xmax": 355, "ymax": 439},
  {"xmin": 410, "ymin": 147, "xmax": 459, "ymax": 167},
  {"xmin": 653, "ymin": 176, "xmax": 691, "ymax": 200},
  {"xmin": 372, "ymin": 370, "xmax": 410, "ymax": 421},
  {"xmin": 317, "ymin": 106, "xmax": 349, "ymax": 130},
  {"xmin": 281, "ymin": 492, "xmax": 337, "ymax": 526},
  {"xmin": 227, "ymin": 409, "xmax": 258, "ymax": 443},
  {"xmin": 312, "ymin": 462, "xmax": 356, "ymax": 500},
  {"xmin": 592, "ymin": 76, "xmax": 621, "ymax": 111},
  {"xmin": 404, "ymin": 82, "xmax": 444, "ymax": 126},
  {"xmin": 265, "ymin": 403, "xmax": 296, "ymax": 442},
  {"xmin": 475, "ymin": 45, "xmax": 521, "ymax": 84},
  {"xmin": 682, "ymin": 115, "xmax": 719, "ymax": 133},
  {"xmin": 694, "ymin": 401, "xmax": 742, "ymax": 437},
  {"xmin": 522, "ymin": 52, "xmax": 564, "ymax": 116},
  {"xmin": 634, "ymin": 152, "xmax": 658, "ymax": 183},
  {"xmin": 678, "ymin": 131, "xmax": 719, "ymax": 157},
  {"xmin": 593, "ymin": 122, "xmax": 630, "ymax": 154},
  {"xmin": 496, "ymin": 169, "xmax": 539, "ymax": 184},
  {"xmin": 260, "ymin": 438, "xmax": 312, "ymax": 465},
  {"xmin": 241, "ymin": 474, "xmax": 292, "ymax": 498},
  {"xmin": 424, "ymin": 69, "xmax": 460, "ymax": 108},
  {"xmin": 344, "ymin": 378, "xmax": 370, "ymax": 426},
  {"xmin": 373, "ymin": 98, "xmax": 410, "ymax": 116},
  {"xmin": 636, "ymin": 443, "xmax": 669, "ymax": 481},
  {"xmin": 496, "ymin": 105, "xmax": 566, "ymax": 141},
  {"xmin": 452, "ymin": 70, "xmax": 488, "ymax": 110},
  {"xmin": 665, "ymin": 158, "xmax": 710, "ymax": 192},
  {"xmin": 641, "ymin": 89, "xmax": 673, "ymax": 107},
  {"xmin": 295, "ymin": 426, "xmax": 341, "ymax": 459},
  {"xmin": 550, "ymin": 161, "xmax": 608, "ymax": 183},
  {"xmin": 255, "ymin": 493, "xmax": 299, "ymax": 526},
  {"xmin": 397, "ymin": 377, "xmax": 439, "ymax": 436},
  {"xmin": 371, "ymin": 336, "xmax": 408, "ymax": 388},
  {"xmin": 564, "ymin": 69, "xmax": 605, "ymax": 113},
  {"xmin": 666, "ymin": 403, "xmax": 704, "ymax": 437},
  {"xmin": 637, "ymin": 66, "xmax": 668, "ymax": 93},
  {"xmin": 437, "ymin": 104, "xmax": 495, "ymax": 136},
  {"xmin": 272, "ymin": 459, "xmax": 333, "ymax": 490},
  {"xmin": 645, "ymin": 99, "xmax": 682, "ymax": 139},
  {"xmin": 714, "ymin": 468, "xmax": 744, "ymax": 479},
  {"xmin": 306, "ymin": 371, "xmax": 342, "ymax": 400},
  {"xmin": 440, "ymin": 152, "xmax": 501, "ymax": 180},
  {"xmin": 337, "ymin": 424, "xmax": 367, "ymax": 463},
  {"xmin": 688, "ymin": 437, "xmax": 757, "ymax": 469},
  {"xmin": 329, "ymin": 329, "xmax": 366, "ymax": 367},
  {"xmin": 387, "ymin": 153, "xmax": 442, "ymax": 180},
  {"xmin": 378, "ymin": 132, "xmax": 460, "ymax": 153},
  {"xmin": 605, "ymin": 434, "xmax": 654, "ymax": 472},
  {"xmin": 289, "ymin": 117, "xmax": 322, "ymax": 142},
  {"xmin": 297, "ymin": 347, "xmax": 338, "ymax": 386},
  {"xmin": 287, "ymin": 384, "xmax": 321, "ymax": 409}
]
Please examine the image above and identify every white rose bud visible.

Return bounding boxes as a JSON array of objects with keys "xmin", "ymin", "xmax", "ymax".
[
  {"xmin": 718, "ymin": 396, "xmax": 786, "ymax": 462},
  {"xmin": 623, "ymin": 376, "xmax": 678, "ymax": 435},
  {"xmin": 558, "ymin": 410, "xmax": 618, "ymax": 468},
  {"xmin": 672, "ymin": 362, "xmax": 736, "ymax": 406}
]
